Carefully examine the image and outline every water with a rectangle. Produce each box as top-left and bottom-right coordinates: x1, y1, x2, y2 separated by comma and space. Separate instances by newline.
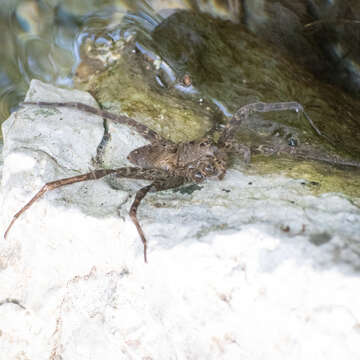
0, 0, 154, 129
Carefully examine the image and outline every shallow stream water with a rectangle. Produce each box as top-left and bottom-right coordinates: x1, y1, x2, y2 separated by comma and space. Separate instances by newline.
1, 0, 360, 162
0, 0, 157, 127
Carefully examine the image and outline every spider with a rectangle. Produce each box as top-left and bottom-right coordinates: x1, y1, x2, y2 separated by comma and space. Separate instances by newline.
4, 100, 360, 262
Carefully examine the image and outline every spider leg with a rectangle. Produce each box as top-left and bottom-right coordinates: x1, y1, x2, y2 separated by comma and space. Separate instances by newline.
129, 185, 152, 263
4, 169, 117, 239
5, 166, 186, 263
253, 143, 360, 168
21, 101, 173, 145
4, 167, 169, 240
129, 176, 186, 262
223, 102, 335, 147
93, 117, 111, 166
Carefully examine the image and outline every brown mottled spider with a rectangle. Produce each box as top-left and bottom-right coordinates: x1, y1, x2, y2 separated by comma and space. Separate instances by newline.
4, 101, 360, 262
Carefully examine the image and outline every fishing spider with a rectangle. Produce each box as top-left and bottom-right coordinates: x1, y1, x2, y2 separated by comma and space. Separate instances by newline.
4, 101, 360, 262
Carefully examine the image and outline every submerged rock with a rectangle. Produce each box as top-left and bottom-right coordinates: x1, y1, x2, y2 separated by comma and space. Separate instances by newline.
76, 9, 360, 196
2, 7, 360, 360
1, 80, 360, 359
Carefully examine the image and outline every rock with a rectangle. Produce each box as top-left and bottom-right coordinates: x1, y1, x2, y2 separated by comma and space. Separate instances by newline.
79, 9, 360, 195
1, 80, 360, 359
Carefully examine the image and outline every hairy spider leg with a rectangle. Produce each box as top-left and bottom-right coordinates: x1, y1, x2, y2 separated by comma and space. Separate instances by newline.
4, 167, 176, 262
231, 102, 319, 130
4, 169, 116, 239
129, 174, 187, 262
21, 101, 173, 145
93, 117, 111, 166
129, 185, 152, 263
252, 140, 360, 168
223, 101, 335, 146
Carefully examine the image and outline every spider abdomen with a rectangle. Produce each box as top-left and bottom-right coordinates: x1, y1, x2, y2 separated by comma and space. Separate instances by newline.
127, 144, 178, 171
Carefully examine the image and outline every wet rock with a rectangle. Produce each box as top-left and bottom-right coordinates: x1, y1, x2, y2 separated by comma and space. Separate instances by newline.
242, 0, 360, 96
1, 80, 360, 359
77, 10, 360, 196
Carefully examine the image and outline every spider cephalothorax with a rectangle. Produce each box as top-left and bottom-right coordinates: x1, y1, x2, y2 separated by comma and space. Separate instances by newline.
4, 100, 360, 262
127, 138, 229, 183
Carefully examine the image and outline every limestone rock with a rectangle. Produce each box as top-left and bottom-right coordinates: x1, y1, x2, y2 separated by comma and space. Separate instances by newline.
1, 80, 360, 359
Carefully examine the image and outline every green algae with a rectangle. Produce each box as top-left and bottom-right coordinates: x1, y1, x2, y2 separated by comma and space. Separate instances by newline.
79, 56, 217, 143
247, 154, 360, 197
150, 11, 360, 157
76, 10, 360, 196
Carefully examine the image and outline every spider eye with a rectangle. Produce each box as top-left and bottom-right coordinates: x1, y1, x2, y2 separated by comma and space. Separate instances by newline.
194, 172, 203, 181
288, 137, 298, 147
204, 165, 214, 173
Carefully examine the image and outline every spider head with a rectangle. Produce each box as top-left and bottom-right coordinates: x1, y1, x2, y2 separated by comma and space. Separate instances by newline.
180, 140, 228, 183
189, 158, 226, 183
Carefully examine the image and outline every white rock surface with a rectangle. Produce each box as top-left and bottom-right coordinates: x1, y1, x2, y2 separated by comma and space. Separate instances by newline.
1, 79, 360, 360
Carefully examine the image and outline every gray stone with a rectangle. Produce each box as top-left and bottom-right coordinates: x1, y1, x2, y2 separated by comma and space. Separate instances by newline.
1, 80, 360, 359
